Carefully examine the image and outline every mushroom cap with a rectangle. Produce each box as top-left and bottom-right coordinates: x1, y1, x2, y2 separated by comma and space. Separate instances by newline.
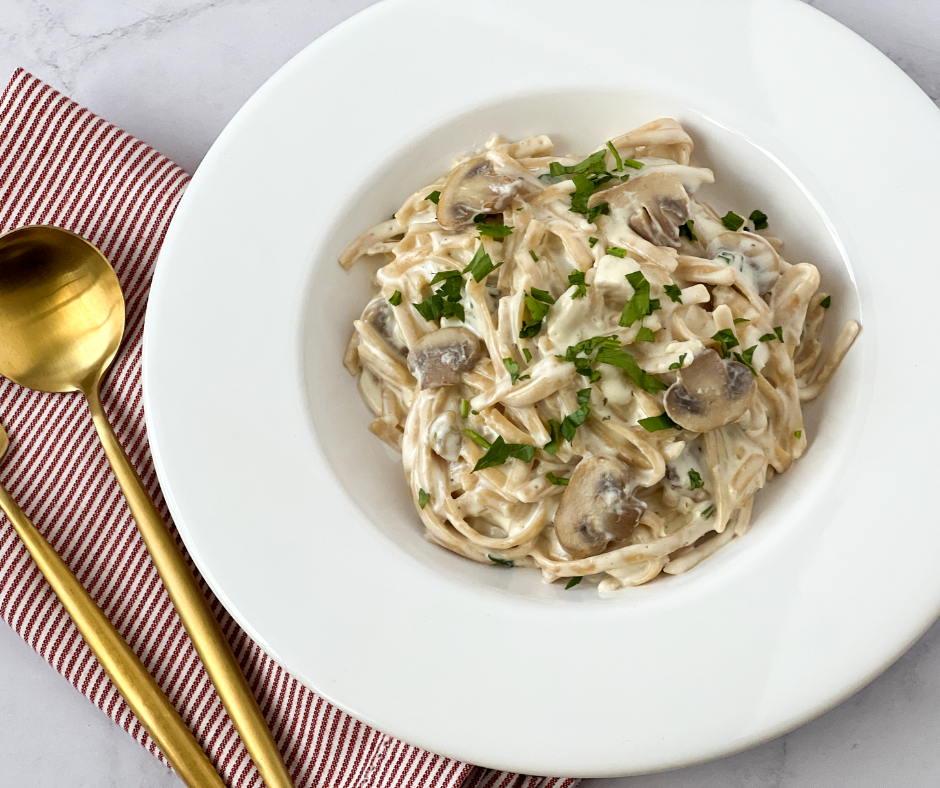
362, 297, 408, 358
664, 349, 756, 432
407, 327, 481, 389
708, 232, 781, 295
553, 456, 646, 560
596, 172, 691, 247
436, 157, 520, 230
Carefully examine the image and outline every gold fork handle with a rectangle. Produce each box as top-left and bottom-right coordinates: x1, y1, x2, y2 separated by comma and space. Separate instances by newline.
0, 482, 227, 788
84, 386, 295, 788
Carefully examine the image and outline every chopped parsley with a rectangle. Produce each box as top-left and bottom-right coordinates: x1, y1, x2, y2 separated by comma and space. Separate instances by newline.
623, 158, 644, 170
748, 209, 768, 230
425, 190, 441, 204
462, 243, 502, 283
522, 347, 532, 363
488, 555, 514, 567
543, 419, 562, 455
620, 270, 660, 327
702, 503, 716, 520
520, 289, 554, 338
568, 269, 588, 299
565, 576, 583, 589
721, 211, 745, 231
794, 430, 802, 439
559, 388, 592, 442
716, 252, 734, 265
711, 328, 739, 358
669, 353, 687, 371
461, 428, 491, 449
588, 237, 598, 248
606, 140, 624, 171
546, 472, 569, 486
820, 295, 831, 309
606, 246, 628, 258
595, 345, 668, 393
689, 469, 704, 490
529, 250, 539, 262
460, 399, 470, 419
570, 173, 610, 221
543, 149, 608, 179
413, 270, 465, 322
473, 435, 535, 471
678, 220, 698, 242
663, 283, 683, 303
774, 325, 784, 342
638, 413, 678, 432
388, 290, 402, 306
503, 357, 522, 384
759, 333, 776, 342
733, 345, 758, 376
555, 334, 619, 383
477, 222, 513, 238
418, 489, 430, 508
635, 326, 656, 342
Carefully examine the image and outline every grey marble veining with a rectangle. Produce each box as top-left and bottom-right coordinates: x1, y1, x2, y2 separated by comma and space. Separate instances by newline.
0, 1, 938, 786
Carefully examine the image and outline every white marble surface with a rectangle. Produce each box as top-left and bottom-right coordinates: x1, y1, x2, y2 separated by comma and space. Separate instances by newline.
0, 0, 938, 785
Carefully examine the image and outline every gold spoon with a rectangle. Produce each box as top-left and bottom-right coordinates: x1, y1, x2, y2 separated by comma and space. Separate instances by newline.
0, 225, 295, 788
0, 419, 227, 788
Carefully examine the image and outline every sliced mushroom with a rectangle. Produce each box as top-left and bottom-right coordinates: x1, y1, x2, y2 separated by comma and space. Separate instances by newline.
408, 327, 481, 389
362, 298, 408, 358
594, 172, 690, 247
664, 349, 756, 432
436, 157, 520, 230
708, 232, 781, 295
554, 456, 647, 559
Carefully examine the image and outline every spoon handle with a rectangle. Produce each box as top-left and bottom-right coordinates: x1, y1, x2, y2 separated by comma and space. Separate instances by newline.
84, 388, 296, 788
0, 481, 227, 788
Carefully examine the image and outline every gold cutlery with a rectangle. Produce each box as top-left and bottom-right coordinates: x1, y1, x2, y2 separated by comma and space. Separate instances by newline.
0, 225, 295, 788
0, 420, 226, 788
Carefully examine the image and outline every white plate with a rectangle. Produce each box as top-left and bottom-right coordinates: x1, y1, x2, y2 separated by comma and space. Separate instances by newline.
143, 0, 940, 777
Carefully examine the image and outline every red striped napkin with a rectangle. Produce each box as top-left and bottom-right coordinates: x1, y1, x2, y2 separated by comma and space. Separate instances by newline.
0, 69, 579, 788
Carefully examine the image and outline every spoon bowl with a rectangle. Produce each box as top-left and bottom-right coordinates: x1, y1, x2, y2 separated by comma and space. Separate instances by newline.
0, 224, 295, 788
0, 226, 124, 393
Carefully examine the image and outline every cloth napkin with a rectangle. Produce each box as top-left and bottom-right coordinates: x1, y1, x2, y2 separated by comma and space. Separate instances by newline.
0, 69, 579, 788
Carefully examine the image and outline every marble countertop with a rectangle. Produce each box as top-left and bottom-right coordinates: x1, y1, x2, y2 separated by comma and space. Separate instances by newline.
0, 1, 938, 785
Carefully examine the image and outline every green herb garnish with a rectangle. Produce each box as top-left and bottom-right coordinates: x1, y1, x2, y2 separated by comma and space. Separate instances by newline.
689, 469, 704, 490
595, 345, 668, 393
489, 555, 514, 567
388, 290, 402, 306
733, 345, 758, 376
623, 158, 644, 170
530, 288, 555, 305
588, 237, 598, 248
759, 333, 776, 342
546, 472, 569, 486
678, 220, 698, 242
461, 429, 491, 449
425, 190, 441, 204
477, 223, 513, 238
529, 250, 539, 262
462, 244, 502, 283
721, 211, 745, 231
418, 489, 430, 508
606, 246, 628, 258
774, 326, 784, 342
733, 317, 749, 324
712, 328, 739, 358
668, 353, 687, 371
559, 389, 592, 442
606, 140, 623, 171
635, 326, 656, 342
820, 296, 831, 309
504, 357, 522, 385
748, 209, 768, 230
520, 290, 553, 338
543, 419, 562, 455
460, 399, 470, 419
568, 270, 588, 299
522, 347, 532, 363
663, 284, 683, 303
565, 576, 582, 589
473, 435, 536, 471
638, 413, 678, 432
702, 504, 716, 520
794, 430, 802, 439
620, 270, 658, 327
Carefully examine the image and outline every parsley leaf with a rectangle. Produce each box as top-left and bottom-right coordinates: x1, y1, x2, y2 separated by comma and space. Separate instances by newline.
678, 220, 698, 242
522, 347, 532, 363
595, 345, 668, 393
606, 140, 623, 171
712, 328, 739, 358
733, 317, 749, 324
623, 158, 644, 170
473, 435, 536, 471
461, 429, 491, 449
663, 284, 683, 303
794, 430, 802, 439
559, 390, 592, 442
635, 326, 656, 342
774, 326, 784, 343
543, 419, 562, 455
568, 270, 588, 299
425, 190, 441, 204
669, 352, 687, 371
460, 399, 470, 419
689, 469, 704, 490
520, 291, 552, 338
702, 504, 716, 520
388, 290, 402, 306
462, 244, 502, 283
588, 237, 598, 248
565, 576, 582, 589
546, 472, 569, 486
638, 413, 678, 432
721, 211, 745, 231
748, 209, 768, 230
733, 345, 758, 376
488, 555, 514, 567
820, 295, 831, 309
620, 270, 655, 327
529, 250, 539, 262
547, 149, 608, 178
503, 357, 521, 384
606, 246, 628, 258
477, 223, 513, 238
418, 489, 430, 508
759, 333, 776, 342
530, 288, 555, 305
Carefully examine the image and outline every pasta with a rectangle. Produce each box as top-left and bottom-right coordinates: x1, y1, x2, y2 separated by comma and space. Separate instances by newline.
340, 118, 859, 592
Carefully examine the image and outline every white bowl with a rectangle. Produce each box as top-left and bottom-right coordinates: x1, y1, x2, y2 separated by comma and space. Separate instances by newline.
144, 0, 940, 776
